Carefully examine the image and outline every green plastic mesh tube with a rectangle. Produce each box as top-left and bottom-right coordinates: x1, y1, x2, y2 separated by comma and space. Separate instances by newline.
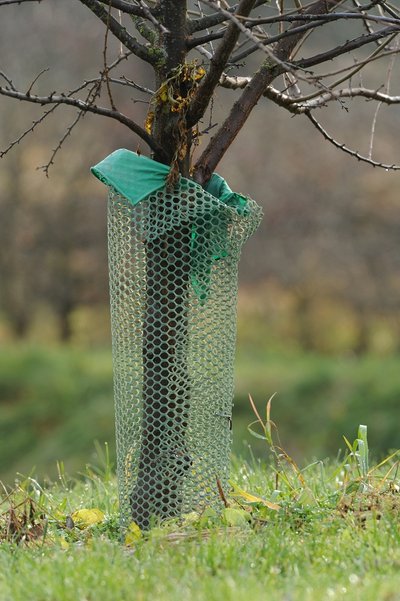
92, 150, 262, 530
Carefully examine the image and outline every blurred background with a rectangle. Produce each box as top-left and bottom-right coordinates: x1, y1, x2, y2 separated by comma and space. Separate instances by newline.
1, 1, 400, 484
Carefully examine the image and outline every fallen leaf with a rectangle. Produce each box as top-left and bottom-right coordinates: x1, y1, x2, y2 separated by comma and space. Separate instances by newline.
230, 483, 280, 511
125, 521, 142, 546
71, 508, 105, 528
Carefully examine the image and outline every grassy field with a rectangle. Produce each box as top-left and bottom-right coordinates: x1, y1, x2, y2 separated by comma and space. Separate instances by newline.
1, 428, 399, 601
1, 344, 400, 484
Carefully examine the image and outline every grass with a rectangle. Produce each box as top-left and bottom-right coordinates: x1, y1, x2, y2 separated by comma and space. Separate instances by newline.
1, 344, 400, 599
1, 423, 399, 601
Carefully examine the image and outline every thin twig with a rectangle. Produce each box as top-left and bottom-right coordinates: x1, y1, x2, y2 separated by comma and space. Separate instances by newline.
306, 110, 400, 171
97, 0, 146, 16
232, 13, 400, 63
26, 68, 49, 96
0, 85, 164, 157
286, 35, 399, 104
103, 0, 117, 110
0, 52, 135, 162
38, 109, 85, 177
0, 0, 41, 5
0, 71, 16, 90
136, 0, 168, 33
295, 25, 400, 70
195, 0, 217, 56
38, 80, 106, 175
187, 29, 226, 49
352, 0, 376, 38
77, 0, 156, 64
0, 105, 59, 159
241, 9, 400, 27
66, 51, 131, 97
119, 75, 154, 94
261, 83, 400, 112
216, 478, 230, 508
188, 4, 236, 33
193, 45, 214, 60
296, 87, 400, 109
368, 37, 398, 159
187, 0, 259, 128
193, 0, 345, 182
198, 0, 292, 71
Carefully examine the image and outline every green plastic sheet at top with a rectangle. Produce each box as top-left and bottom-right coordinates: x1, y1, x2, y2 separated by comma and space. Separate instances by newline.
91, 149, 170, 206
91, 149, 250, 303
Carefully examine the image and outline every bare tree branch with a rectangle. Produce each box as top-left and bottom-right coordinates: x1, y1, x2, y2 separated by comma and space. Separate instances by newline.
187, 0, 269, 33
258, 84, 400, 171
194, 0, 343, 183
381, 0, 400, 19
135, 0, 168, 33
38, 108, 86, 177
261, 83, 400, 111
102, 0, 117, 111
0, 105, 58, 158
240, 10, 400, 28
352, 0, 376, 38
218, 73, 251, 89
306, 88, 400, 109
0, 0, 41, 5
232, 13, 400, 62
0, 49, 131, 160
305, 110, 400, 170
295, 26, 400, 69
97, 0, 147, 17
3, 0, 400, 181
77, 0, 158, 64
26, 68, 49, 96
196, 0, 337, 85
368, 37, 398, 158
296, 87, 400, 109
0, 84, 165, 157
0, 71, 16, 90
111, 76, 154, 94
188, 5, 236, 33
187, 0, 258, 128
291, 35, 398, 103
63, 50, 132, 97
187, 29, 226, 49
196, 0, 287, 70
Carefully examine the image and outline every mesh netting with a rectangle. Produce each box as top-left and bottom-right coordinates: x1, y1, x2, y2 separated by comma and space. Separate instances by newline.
107, 176, 262, 530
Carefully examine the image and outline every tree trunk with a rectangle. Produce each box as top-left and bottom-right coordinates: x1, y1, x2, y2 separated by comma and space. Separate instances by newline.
129, 225, 192, 527
129, 0, 192, 528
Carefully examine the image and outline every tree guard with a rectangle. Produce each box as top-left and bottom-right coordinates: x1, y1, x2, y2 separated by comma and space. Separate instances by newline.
92, 149, 262, 530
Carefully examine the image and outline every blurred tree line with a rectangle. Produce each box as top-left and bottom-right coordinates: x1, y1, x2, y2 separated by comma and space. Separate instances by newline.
1, 2, 400, 354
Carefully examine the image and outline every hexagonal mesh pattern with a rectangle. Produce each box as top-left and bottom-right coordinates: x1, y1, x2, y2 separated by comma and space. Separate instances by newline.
107, 178, 262, 530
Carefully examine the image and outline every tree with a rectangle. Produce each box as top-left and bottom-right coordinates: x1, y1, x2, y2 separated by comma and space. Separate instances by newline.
2, 0, 400, 526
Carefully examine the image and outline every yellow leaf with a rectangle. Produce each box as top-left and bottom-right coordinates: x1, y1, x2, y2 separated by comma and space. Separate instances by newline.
230, 483, 280, 511
125, 521, 142, 546
195, 66, 206, 81
158, 83, 168, 103
60, 537, 70, 550
71, 508, 105, 528
144, 111, 154, 135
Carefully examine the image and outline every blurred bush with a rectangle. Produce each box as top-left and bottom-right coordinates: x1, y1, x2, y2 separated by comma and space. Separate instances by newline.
1, 343, 399, 485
